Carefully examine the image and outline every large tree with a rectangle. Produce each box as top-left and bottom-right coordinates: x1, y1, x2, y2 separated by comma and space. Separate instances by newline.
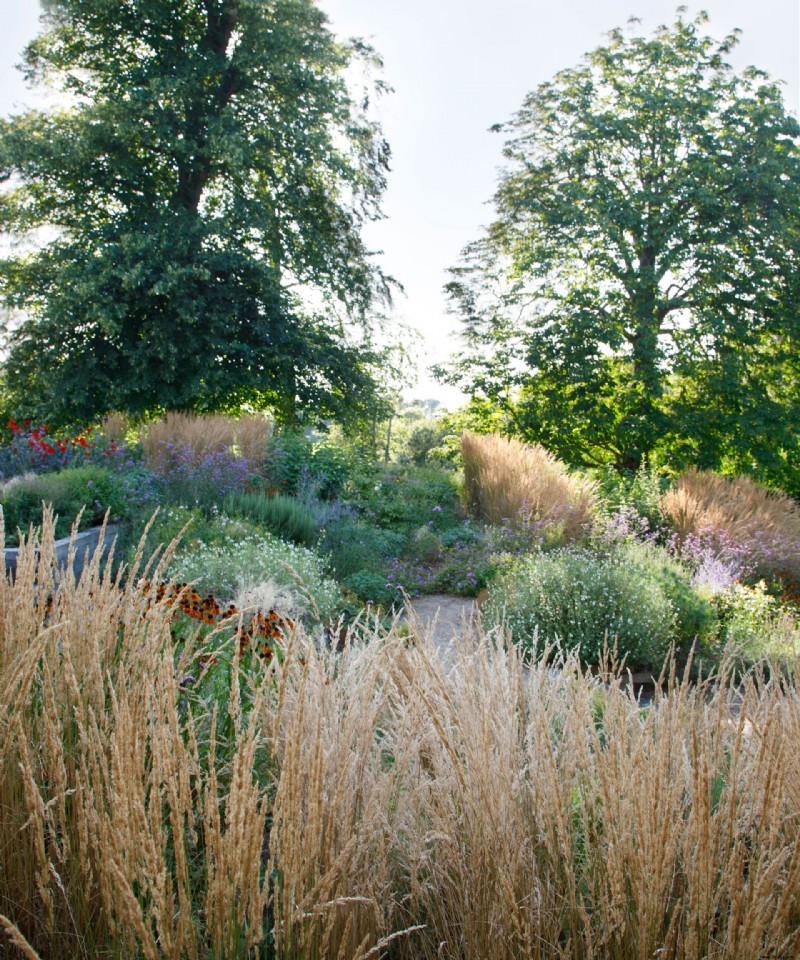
0, 0, 395, 425
440, 12, 800, 485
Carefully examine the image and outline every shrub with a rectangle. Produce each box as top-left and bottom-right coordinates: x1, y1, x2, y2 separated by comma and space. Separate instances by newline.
262, 431, 351, 499
484, 547, 676, 666
406, 526, 444, 564
614, 541, 719, 654
342, 569, 401, 606
320, 520, 405, 580
1, 465, 131, 545
661, 469, 800, 584
461, 432, 596, 540
594, 457, 669, 530
714, 582, 800, 663
354, 464, 462, 532
223, 491, 316, 546
167, 530, 341, 623
439, 522, 483, 549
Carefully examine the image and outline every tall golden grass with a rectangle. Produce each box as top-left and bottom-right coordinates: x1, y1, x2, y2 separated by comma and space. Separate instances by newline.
461, 431, 597, 539
140, 412, 273, 468
661, 469, 800, 582
1, 518, 799, 959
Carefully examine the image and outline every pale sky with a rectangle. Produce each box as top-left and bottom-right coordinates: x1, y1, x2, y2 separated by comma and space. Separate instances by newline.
1, 1, 798, 407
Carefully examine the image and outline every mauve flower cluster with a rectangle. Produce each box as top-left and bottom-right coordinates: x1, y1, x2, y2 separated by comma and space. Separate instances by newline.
669, 526, 753, 593
153, 442, 256, 506
596, 505, 660, 546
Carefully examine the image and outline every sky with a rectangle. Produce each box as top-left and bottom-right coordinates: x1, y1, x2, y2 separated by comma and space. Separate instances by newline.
1, 0, 798, 408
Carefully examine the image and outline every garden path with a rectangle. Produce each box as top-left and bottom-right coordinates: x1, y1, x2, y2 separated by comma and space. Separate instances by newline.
402, 594, 482, 664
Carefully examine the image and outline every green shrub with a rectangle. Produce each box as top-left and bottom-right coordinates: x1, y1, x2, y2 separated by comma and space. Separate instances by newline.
223, 491, 316, 545
167, 530, 341, 623
594, 457, 669, 529
712, 582, 800, 663
615, 542, 718, 653
319, 520, 404, 580
406, 526, 444, 563
439, 523, 483, 548
485, 547, 676, 667
264, 431, 351, 499
1, 466, 131, 545
342, 569, 400, 606
353, 465, 462, 532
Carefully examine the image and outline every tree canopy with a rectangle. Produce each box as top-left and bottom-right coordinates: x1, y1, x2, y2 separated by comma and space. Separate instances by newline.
0, 0, 396, 426
439, 12, 800, 487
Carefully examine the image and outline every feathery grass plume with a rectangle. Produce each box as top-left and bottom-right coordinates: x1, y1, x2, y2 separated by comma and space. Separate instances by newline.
662, 468, 800, 583
140, 412, 272, 469
97, 411, 132, 445
461, 431, 596, 539
1, 510, 800, 958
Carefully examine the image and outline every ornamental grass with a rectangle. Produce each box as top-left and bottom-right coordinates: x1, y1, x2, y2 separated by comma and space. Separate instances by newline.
141, 412, 273, 469
461, 431, 597, 540
661, 468, 800, 584
1, 517, 800, 959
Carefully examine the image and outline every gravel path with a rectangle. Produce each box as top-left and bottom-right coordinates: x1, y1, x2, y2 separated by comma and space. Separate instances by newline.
402, 594, 482, 664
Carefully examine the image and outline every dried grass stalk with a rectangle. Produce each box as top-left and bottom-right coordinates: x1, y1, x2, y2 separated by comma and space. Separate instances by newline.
1, 514, 799, 959
461, 431, 596, 538
661, 468, 800, 581
140, 412, 272, 468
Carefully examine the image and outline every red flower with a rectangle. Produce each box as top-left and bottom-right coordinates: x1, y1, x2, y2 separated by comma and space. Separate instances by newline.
23, 420, 30, 427
78, 437, 89, 448
8, 419, 19, 432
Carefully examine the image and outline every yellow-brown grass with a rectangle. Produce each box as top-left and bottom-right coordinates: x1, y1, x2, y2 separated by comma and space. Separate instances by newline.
140, 412, 272, 468
461, 431, 596, 539
97, 412, 132, 445
661, 469, 800, 582
1, 517, 799, 959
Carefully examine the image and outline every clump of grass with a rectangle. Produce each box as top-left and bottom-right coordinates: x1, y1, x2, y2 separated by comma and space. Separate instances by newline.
222, 490, 316, 545
2, 512, 800, 959
461, 432, 596, 540
662, 468, 800, 583
141, 412, 272, 468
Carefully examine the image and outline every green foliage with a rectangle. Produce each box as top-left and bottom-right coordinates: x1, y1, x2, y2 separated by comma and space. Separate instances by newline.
1, 465, 130, 544
485, 547, 676, 667
353, 465, 462, 533
439, 522, 483, 549
712, 582, 800, 663
264, 431, 353, 500
0, 0, 395, 426
615, 542, 718, 653
167, 528, 341, 623
594, 458, 670, 529
341, 569, 399, 606
439, 12, 800, 483
406, 526, 444, 564
222, 491, 316, 546
319, 519, 404, 580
